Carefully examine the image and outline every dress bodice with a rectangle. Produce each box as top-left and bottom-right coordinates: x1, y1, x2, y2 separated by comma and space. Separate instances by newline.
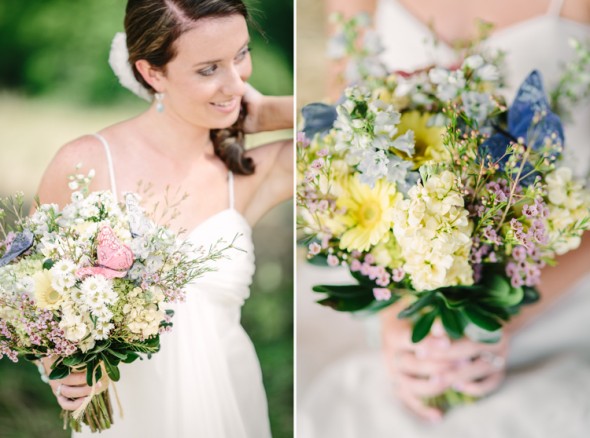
93, 131, 255, 311
184, 208, 255, 317
375, 0, 590, 176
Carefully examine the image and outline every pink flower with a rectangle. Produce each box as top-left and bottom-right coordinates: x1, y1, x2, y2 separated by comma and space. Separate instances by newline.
311, 158, 324, 170
308, 242, 321, 256
511, 275, 524, 288
349, 259, 362, 272
327, 254, 339, 266
373, 288, 391, 301
297, 131, 310, 148
512, 246, 527, 262
364, 254, 375, 264
392, 268, 405, 282
376, 273, 391, 287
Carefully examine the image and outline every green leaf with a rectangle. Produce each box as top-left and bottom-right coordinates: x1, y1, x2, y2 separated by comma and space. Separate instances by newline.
412, 311, 437, 343
464, 305, 502, 331
521, 286, 540, 305
439, 306, 466, 339
306, 253, 328, 266
398, 292, 435, 319
316, 295, 374, 312
312, 284, 373, 298
85, 363, 93, 386
94, 364, 103, 383
91, 341, 111, 354
350, 270, 378, 287
42, 259, 54, 270
48, 365, 70, 380
121, 352, 140, 364
106, 349, 128, 361
481, 274, 524, 307
102, 356, 121, 382
62, 355, 84, 367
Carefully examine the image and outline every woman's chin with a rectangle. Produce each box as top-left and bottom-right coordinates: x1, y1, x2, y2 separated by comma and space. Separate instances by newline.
208, 111, 241, 130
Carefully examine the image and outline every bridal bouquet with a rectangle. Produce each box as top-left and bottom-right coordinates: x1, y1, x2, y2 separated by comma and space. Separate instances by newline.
298, 15, 590, 410
0, 171, 235, 432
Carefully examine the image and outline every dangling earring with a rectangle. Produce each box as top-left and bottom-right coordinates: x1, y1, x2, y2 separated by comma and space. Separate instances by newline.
155, 92, 165, 113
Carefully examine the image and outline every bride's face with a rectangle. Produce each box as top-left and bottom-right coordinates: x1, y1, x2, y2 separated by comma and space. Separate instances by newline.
157, 14, 251, 129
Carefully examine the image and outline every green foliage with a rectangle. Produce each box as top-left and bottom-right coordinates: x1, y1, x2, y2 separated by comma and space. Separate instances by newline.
314, 264, 539, 344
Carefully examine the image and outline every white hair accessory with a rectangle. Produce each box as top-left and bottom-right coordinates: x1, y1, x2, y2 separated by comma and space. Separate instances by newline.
108, 32, 153, 102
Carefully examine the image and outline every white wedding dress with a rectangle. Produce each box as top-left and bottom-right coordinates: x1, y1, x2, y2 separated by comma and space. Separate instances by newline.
298, 1, 590, 436
74, 134, 271, 437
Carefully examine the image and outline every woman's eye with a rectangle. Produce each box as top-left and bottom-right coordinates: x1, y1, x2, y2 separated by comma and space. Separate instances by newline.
235, 46, 251, 62
198, 65, 217, 77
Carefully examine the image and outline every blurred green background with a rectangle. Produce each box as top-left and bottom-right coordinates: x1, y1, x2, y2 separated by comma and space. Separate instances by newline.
0, 0, 293, 437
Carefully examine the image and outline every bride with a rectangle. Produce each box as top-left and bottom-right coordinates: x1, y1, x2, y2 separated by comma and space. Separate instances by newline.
37, 0, 292, 436
299, 0, 590, 435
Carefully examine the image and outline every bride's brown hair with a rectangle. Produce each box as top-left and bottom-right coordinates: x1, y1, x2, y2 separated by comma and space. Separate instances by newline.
125, 0, 255, 175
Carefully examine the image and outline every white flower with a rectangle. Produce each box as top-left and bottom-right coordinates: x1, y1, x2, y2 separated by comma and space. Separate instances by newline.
109, 32, 152, 101
80, 276, 116, 310
461, 91, 496, 125
93, 321, 115, 340
60, 316, 88, 342
51, 259, 76, 278
391, 130, 415, 156
463, 55, 484, 70
476, 64, 500, 82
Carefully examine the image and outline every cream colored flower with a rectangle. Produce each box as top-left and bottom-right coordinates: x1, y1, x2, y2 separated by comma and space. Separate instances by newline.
33, 271, 62, 310
393, 171, 473, 291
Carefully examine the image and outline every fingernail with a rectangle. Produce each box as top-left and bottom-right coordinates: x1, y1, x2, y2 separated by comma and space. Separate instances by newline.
97, 382, 102, 388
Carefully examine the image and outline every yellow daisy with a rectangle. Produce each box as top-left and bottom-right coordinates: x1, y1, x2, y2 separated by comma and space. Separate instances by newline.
396, 111, 448, 168
336, 175, 400, 252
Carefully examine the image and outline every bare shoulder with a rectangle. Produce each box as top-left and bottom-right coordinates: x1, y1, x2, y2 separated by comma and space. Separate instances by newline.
36, 135, 111, 207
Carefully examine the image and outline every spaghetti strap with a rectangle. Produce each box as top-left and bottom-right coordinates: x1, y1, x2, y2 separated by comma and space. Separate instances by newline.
228, 171, 235, 210
546, 0, 565, 16
93, 133, 118, 203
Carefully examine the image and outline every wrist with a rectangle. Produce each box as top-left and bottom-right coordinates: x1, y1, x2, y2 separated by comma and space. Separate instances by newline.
257, 95, 294, 131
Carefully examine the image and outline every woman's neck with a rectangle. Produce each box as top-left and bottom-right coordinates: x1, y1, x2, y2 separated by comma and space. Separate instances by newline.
135, 106, 215, 160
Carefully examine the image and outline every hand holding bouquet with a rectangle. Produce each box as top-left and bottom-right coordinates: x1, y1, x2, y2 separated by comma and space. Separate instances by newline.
0, 171, 236, 432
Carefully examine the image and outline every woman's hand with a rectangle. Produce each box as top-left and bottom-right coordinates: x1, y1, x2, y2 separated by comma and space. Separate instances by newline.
381, 309, 453, 422
381, 305, 509, 422
437, 333, 508, 398
41, 357, 106, 411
